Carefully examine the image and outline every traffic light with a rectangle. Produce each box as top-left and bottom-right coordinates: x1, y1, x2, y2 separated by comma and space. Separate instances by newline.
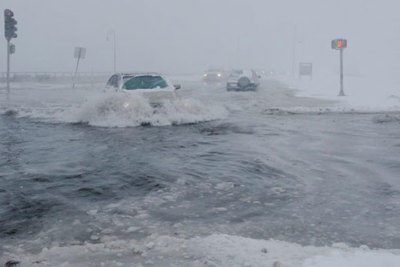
9, 43, 15, 54
331, 39, 347, 50
4, 9, 18, 41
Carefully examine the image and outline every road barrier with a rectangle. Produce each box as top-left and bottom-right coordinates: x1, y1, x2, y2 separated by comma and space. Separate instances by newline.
0, 72, 111, 83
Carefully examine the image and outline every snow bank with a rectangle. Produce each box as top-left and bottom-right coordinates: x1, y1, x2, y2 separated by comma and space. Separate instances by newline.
291, 75, 400, 112
3, 234, 400, 267
303, 250, 400, 267
186, 235, 400, 267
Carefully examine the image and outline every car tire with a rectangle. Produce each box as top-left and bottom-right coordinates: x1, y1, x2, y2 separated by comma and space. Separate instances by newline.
238, 77, 251, 89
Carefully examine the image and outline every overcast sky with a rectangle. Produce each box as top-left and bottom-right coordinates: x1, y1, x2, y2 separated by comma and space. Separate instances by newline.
1, 0, 400, 81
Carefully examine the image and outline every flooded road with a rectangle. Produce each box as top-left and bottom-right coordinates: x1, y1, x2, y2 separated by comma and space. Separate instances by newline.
1, 78, 400, 266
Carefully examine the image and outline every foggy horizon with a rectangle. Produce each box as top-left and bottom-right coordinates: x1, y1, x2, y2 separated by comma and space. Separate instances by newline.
1, 0, 399, 81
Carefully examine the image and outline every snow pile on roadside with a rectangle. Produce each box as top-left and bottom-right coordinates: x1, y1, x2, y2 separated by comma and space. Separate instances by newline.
186, 235, 400, 267
372, 113, 400, 123
3, 234, 400, 267
291, 75, 400, 112
303, 249, 400, 267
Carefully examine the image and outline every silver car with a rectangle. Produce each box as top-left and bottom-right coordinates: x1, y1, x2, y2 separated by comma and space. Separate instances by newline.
226, 69, 260, 91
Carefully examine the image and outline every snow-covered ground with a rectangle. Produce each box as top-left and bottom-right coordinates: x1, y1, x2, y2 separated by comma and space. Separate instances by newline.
290, 74, 400, 112
3, 234, 400, 267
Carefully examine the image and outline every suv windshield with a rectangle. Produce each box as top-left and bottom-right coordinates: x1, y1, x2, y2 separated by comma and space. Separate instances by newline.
230, 70, 243, 76
122, 76, 168, 90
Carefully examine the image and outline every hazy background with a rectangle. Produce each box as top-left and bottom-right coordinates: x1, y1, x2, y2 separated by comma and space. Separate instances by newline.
1, 0, 400, 83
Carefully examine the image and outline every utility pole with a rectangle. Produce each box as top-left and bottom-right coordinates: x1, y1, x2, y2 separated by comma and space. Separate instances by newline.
4, 9, 18, 93
331, 39, 347, 96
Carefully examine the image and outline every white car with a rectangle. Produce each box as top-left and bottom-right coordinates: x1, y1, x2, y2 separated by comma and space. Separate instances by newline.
203, 68, 225, 83
226, 69, 260, 91
105, 73, 180, 105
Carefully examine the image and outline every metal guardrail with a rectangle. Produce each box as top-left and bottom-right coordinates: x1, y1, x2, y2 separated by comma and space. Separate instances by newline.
0, 72, 112, 83
0, 71, 111, 77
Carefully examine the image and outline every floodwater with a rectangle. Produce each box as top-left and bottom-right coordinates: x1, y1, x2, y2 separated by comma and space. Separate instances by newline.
1, 78, 400, 266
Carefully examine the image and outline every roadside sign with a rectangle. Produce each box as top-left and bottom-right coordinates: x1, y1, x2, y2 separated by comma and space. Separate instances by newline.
74, 47, 86, 59
299, 63, 313, 77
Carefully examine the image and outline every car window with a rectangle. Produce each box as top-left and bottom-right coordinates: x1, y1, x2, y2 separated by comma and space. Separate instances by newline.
122, 76, 168, 90
230, 70, 243, 77
106, 75, 119, 88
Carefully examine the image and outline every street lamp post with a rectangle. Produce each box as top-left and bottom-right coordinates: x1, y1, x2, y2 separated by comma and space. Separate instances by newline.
107, 30, 117, 73
291, 25, 297, 78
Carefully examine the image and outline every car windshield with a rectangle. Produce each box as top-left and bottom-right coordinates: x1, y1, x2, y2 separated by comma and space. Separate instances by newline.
230, 70, 243, 76
122, 75, 168, 90
122, 75, 135, 83
207, 69, 222, 73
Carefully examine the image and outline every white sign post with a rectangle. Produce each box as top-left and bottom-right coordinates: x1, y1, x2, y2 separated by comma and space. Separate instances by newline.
73, 47, 86, 88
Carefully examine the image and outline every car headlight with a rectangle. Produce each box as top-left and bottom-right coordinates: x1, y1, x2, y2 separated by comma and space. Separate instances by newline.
217, 73, 222, 78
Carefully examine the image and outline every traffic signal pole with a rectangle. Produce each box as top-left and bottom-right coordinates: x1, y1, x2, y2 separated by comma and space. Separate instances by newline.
6, 39, 10, 93
339, 48, 345, 96
4, 9, 18, 93
331, 39, 347, 96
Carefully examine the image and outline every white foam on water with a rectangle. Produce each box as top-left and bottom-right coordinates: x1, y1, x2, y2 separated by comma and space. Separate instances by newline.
0, 84, 228, 127
71, 92, 228, 127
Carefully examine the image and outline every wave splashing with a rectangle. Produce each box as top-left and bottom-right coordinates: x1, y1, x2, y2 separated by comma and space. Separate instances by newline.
74, 93, 228, 127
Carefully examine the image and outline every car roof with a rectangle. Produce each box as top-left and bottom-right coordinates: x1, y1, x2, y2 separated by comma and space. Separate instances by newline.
230, 69, 253, 76
115, 72, 163, 78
